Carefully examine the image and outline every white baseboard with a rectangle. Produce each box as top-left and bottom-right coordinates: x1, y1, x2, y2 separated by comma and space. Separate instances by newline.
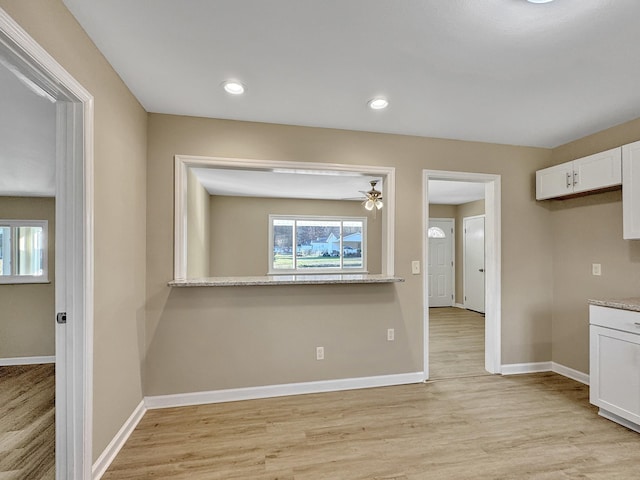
501, 361, 589, 385
145, 372, 424, 410
0, 355, 55, 366
454, 303, 465, 309
551, 362, 589, 385
501, 361, 553, 375
92, 400, 146, 480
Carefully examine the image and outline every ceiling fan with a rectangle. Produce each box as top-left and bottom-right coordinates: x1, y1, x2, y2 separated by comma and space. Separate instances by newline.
361, 180, 383, 211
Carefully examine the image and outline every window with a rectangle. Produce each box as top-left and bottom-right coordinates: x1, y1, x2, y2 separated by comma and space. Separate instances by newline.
428, 226, 446, 238
269, 215, 366, 273
0, 220, 48, 284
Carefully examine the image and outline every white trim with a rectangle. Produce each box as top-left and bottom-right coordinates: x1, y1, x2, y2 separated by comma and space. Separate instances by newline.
454, 303, 465, 309
0, 8, 94, 480
598, 410, 640, 434
501, 362, 553, 375
0, 355, 55, 366
423, 170, 501, 380
501, 361, 590, 385
174, 155, 396, 280
552, 362, 589, 385
92, 400, 146, 480
145, 372, 424, 410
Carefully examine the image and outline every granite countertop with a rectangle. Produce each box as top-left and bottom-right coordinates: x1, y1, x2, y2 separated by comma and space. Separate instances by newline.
588, 297, 640, 312
169, 274, 405, 287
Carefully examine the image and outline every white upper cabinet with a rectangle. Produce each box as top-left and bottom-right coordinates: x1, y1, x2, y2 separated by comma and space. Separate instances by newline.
536, 147, 622, 200
622, 140, 640, 239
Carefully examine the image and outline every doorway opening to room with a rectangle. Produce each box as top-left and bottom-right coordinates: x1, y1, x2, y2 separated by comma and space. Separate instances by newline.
423, 170, 501, 381
1, 9, 94, 480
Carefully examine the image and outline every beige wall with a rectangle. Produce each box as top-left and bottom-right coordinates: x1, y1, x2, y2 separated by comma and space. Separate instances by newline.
0, 196, 55, 358
146, 114, 553, 396
0, 0, 148, 460
549, 117, 640, 374
186, 169, 210, 278
208, 195, 382, 276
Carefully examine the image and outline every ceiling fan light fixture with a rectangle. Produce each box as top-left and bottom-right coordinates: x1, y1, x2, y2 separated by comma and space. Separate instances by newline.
364, 199, 375, 211
375, 199, 383, 210
368, 97, 389, 110
223, 80, 246, 95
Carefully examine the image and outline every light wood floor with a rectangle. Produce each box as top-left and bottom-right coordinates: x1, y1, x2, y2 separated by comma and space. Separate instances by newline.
105, 373, 640, 479
0, 364, 55, 480
429, 307, 487, 380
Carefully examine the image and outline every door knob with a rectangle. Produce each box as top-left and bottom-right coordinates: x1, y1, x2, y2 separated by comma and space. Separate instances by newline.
479, 268, 484, 272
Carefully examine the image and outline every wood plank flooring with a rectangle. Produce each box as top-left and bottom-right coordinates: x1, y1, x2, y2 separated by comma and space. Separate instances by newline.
0, 364, 55, 480
105, 373, 640, 479
429, 307, 488, 380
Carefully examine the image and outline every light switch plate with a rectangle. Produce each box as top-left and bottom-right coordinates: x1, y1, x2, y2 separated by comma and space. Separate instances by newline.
411, 261, 420, 275
592, 263, 601, 276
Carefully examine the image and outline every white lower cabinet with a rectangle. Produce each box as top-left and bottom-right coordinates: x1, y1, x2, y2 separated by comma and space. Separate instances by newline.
590, 305, 640, 432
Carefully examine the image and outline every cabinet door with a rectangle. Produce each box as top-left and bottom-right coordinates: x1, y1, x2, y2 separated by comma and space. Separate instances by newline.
590, 325, 640, 425
536, 162, 574, 200
623, 140, 640, 239
573, 147, 621, 194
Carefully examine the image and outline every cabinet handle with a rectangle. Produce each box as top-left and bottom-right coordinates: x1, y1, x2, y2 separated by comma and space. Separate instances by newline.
573, 171, 579, 186
566, 172, 572, 188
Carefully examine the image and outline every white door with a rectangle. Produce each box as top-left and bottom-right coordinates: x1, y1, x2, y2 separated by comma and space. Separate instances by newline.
464, 215, 485, 313
428, 218, 454, 307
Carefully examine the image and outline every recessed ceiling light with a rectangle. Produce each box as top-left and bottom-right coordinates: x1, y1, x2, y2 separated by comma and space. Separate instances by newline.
368, 98, 389, 110
526, 0, 554, 3
223, 81, 246, 95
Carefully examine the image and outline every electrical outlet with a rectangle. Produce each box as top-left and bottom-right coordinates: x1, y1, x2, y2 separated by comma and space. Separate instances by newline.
387, 328, 395, 341
411, 260, 420, 275
592, 263, 602, 276
316, 346, 324, 360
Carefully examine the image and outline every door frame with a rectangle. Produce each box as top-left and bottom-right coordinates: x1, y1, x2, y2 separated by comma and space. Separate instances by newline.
0, 8, 94, 480
462, 214, 485, 313
423, 170, 501, 379
427, 217, 455, 307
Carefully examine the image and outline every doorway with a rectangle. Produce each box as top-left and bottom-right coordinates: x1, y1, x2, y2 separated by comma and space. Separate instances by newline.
427, 218, 454, 307
1, 8, 94, 479
463, 215, 485, 314
423, 170, 501, 380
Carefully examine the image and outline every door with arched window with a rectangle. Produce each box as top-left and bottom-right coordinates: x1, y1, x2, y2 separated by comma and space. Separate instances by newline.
427, 218, 454, 307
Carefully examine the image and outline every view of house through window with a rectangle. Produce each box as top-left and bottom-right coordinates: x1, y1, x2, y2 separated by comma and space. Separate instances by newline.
0, 220, 48, 282
270, 216, 366, 273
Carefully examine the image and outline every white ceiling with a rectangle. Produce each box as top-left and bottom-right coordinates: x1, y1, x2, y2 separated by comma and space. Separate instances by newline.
62, 0, 640, 148
0, 62, 56, 197
428, 180, 485, 205
192, 168, 381, 201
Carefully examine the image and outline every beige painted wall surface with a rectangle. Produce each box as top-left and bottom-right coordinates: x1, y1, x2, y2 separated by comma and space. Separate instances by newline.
456, 200, 485, 305
549, 117, 640, 374
0, 0, 148, 460
186, 168, 210, 278
208, 195, 382, 276
146, 114, 554, 396
428, 204, 457, 218
0, 196, 55, 358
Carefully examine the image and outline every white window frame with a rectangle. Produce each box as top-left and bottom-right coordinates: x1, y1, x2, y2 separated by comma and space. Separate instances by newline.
0, 219, 49, 284
268, 215, 367, 274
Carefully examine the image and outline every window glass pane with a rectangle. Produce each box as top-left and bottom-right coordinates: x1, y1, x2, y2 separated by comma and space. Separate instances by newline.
0, 226, 10, 276
272, 220, 294, 270
16, 226, 44, 276
428, 227, 446, 238
296, 220, 341, 269
342, 221, 363, 269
